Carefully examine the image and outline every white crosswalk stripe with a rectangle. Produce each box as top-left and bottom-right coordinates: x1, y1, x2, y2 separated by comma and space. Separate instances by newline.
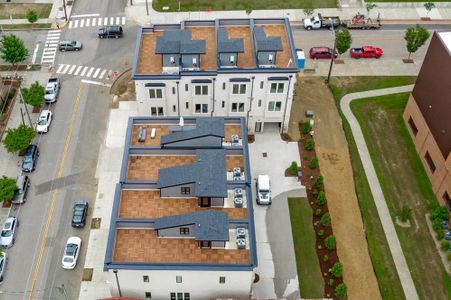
92, 68, 101, 78
110, 17, 114, 25
54, 64, 113, 80
99, 69, 107, 79
68, 65, 77, 75
92, 18, 96, 27
74, 65, 83, 75
41, 30, 61, 65
67, 16, 126, 29
80, 19, 85, 28
73, 20, 79, 28
86, 67, 95, 77
122, 16, 126, 25
56, 64, 66, 73
80, 66, 88, 76
104, 17, 108, 25
98, 17, 102, 26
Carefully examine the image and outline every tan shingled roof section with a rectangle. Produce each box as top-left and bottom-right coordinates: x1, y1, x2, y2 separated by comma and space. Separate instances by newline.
130, 125, 170, 146
119, 190, 247, 219
261, 25, 293, 68
127, 155, 196, 180
224, 125, 241, 142
189, 26, 217, 70
225, 26, 256, 68
136, 31, 163, 74
226, 155, 244, 171
113, 229, 250, 264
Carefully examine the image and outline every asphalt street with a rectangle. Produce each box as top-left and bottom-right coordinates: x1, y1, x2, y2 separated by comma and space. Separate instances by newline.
0, 0, 135, 299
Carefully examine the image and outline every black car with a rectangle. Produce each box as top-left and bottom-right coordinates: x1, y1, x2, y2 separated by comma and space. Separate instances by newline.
22, 144, 39, 172
98, 26, 123, 39
72, 200, 89, 228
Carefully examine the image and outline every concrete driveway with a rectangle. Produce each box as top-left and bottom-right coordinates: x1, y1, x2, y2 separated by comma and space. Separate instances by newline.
249, 124, 306, 299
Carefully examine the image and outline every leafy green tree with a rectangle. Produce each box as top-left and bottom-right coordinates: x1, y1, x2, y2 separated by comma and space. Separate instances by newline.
0, 176, 16, 202
0, 34, 29, 66
316, 191, 327, 206
303, 5, 314, 18
287, 161, 298, 176
324, 235, 336, 250
335, 28, 352, 56
335, 283, 347, 298
424, 2, 435, 17
22, 81, 45, 108
244, 3, 252, 15
404, 25, 430, 59
320, 212, 331, 227
2, 124, 35, 153
430, 205, 449, 221
26, 9, 38, 24
330, 262, 343, 278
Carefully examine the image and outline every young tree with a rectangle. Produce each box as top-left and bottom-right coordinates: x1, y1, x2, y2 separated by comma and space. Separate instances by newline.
0, 34, 29, 66
0, 176, 17, 202
22, 81, 45, 108
335, 283, 347, 299
404, 25, 430, 59
330, 262, 343, 278
324, 235, 336, 249
366, 3, 377, 18
335, 28, 352, 56
26, 9, 38, 24
320, 212, 331, 227
2, 124, 35, 153
424, 2, 435, 17
244, 3, 253, 15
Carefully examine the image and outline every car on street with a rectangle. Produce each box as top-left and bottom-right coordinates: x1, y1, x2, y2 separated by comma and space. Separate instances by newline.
309, 47, 338, 59
59, 40, 83, 51
98, 26, 123, 38
11, 175, 30, 205
72, 200, 89, 228
36, 110, 52, 133
0, 252, 7, 284
62, 236, 82, 269
22, 144, 39, 172
350, 45, 383, 59
44, 78, 60, 103
1, 217, 18, 248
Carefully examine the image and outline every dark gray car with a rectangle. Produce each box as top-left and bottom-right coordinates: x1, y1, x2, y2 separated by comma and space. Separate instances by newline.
12, 175, 30, 205
59, 40, 83, 51
72, 200, 89, 228
22, 144, 39, 172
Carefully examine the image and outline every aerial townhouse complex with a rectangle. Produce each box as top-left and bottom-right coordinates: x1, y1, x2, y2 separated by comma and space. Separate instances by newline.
131, 18, 299, 133
104, 117, 257, 299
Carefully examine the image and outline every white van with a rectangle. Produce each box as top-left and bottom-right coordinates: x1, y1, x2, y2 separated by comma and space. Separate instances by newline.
256, 175, 271, 205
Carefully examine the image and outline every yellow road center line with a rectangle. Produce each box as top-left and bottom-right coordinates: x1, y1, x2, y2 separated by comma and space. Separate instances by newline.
28, 83, 84, 300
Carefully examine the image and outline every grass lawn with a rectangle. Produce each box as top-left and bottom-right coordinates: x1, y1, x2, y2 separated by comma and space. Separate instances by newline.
1, 23, 52, 30
153, 0, 337, 12
0, 4, 52, 19
367, 0, 450, 2
350, 93, 449, 300
288, 197, 324, 298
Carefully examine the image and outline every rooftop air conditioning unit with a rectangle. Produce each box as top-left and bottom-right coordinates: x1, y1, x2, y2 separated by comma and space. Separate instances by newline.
268, 54, 274, 63
170, 56, 175, 64
233, 167, 241, 177
230, 55, 235, 64
234, 188, 243, 197
236, 227, 246, 239
192, 57, 198, 67
234, 197, 243, 207
231, 134, 240, 145
236, 238, 246, 249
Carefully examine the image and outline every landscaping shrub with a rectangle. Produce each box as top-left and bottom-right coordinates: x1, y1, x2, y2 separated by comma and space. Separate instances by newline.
314, 175, 324, 188
0, 176, 16, 202
312, 189, 319, 196
432, 218, 443, 231
436, 230, 445, 241
305, 139, 315, 151
330, 262, 343, 278
303, 154, 308, 160
323, 254, 329, 262
398, 205, 412, 222
287, 161, 299, 176
325, 235, 336, 250
302, 122, 311, 135
317, 229, 324, 237
316, 191, 327, 206
441, 241, 450, 251
320, 212, 331, 227
2, 124, 35, 153
430, 205, 449, 222
315, 208, 322, 217
309, 157, 319, 169
335, 283, 347, 299
328, 278, 335, 287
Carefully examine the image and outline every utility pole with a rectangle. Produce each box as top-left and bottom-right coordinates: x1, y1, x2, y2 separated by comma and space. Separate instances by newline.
145, 0, 149, 16
326, 19, 337, 84
113, 269, 122, 297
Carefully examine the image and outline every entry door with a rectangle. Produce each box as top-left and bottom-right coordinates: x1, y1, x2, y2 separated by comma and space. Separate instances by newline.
200, 197, 210, 207
255, 122, 262, 133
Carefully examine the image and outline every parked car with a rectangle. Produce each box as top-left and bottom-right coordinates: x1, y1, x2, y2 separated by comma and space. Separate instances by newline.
309, 47, 338, 59
445, 229, 451, 241
11, 175, 30, 205
62, 236, 82, 269
0, 252, 7, 284
59, 40, 83, 51
44, 78, 60, 103
350, 45, 383, 59
1, 217, 18, 248
36, 110, 53, 134
98, 26, 123, 39
22, 144, 39, 172
72, 200, 89, 228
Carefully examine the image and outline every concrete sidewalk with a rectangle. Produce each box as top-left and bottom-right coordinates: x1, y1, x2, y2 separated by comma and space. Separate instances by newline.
340, 85, 418, 300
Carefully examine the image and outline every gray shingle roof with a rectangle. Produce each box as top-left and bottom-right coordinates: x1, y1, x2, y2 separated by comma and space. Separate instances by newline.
254, 27, 283, 52
154, 210, 229, 241
156, 30, 206, 54
157, 149, 227, 197
217, 28, 244, 53
161, 117, 225, 145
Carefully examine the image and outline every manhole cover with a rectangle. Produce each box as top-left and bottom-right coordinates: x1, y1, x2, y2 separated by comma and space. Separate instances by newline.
82, 268, 93, 281
262, 152, 267, 158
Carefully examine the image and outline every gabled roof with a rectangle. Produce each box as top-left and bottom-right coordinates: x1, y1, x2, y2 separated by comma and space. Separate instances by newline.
156, 30, 206, 54
217, 28, 244, 53
161, 117, 225, 145
154, 210, 229, 241
254, 27, 283, 52
157, 149, 227, 197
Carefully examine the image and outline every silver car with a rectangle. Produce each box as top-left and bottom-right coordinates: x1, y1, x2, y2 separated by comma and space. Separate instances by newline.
1, 217, 18, 248
0, 252, 7, 284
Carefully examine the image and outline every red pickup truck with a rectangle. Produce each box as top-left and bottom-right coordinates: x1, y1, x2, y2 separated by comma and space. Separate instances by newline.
350, 46, 383, 59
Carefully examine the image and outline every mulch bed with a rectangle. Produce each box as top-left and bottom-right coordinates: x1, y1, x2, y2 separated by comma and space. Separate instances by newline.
2, 200, 12, 208
0, 79, 20, 140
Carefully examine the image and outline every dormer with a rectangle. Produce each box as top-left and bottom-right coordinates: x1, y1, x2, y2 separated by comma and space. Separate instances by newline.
253, 27, 283, 68
217, 28, 244, 68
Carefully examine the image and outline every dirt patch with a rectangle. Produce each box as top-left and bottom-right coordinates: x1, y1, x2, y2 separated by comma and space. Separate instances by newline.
298, 77, 382, 300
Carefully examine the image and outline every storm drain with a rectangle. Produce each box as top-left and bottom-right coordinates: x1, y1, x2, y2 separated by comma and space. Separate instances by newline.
82, 268, 93, 281
91, 218, 101, 229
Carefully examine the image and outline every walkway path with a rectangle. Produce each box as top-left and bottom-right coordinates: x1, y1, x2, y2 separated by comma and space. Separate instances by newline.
340, 85, 418, 300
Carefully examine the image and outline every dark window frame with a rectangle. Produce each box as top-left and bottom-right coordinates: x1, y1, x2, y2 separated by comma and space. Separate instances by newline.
143, 275, 149, 282
408, 117, 418, 136
424, 152, 436, 173
145, 292, 152, 299
180, 228, 190, 235
219, 276, 226, 284
181, 187, 190, 195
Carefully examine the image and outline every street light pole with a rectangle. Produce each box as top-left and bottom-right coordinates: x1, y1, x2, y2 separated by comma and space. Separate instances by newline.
62, 0, 68, 21
113, 269, 122, 297
326, 19, 337, 84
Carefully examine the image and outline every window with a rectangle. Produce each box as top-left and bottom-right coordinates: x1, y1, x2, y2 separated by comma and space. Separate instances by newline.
424, 152, 436, 173
185, 102, 189, 109
181, 187, 190, 194
194, 85, 208, 95
219, 276, 226, 284
231, 103, 245, 112
195, 104, 208, 114
143, 275, 149, 282
177, 293, 183, 300
173, 105, 176, 112
260, 81, 264, 89
200, 241, 211, 248
443, 192, 451, 209
232, 83, 246, 94
172, 87, 176, 94
222, 101, 225, 108
184, 293, 190, 300
270, 82, 284, 93
149, 88, 163, 99
145, 292, 151, 299
222, 82, 226, 90
185, 84, 188, 91
150, 107, 164, 116
180, 228, 190, 235
170, 293, 176, 300
258, 99, 262, 107
176, 276, 182, 283
268, 101, 282, 112
408, 117, 418, 136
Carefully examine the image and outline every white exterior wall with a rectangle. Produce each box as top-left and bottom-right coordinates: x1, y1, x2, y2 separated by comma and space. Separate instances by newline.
107, 269, 253, 299
135, 72, 296, 133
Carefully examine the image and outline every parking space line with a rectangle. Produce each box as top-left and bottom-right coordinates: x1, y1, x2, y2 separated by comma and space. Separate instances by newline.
56, 64, 66, 73
68, 65, 77, 75
86, 67, 95, 77
92, 68, 101, 78
74, 65, 83, 75
80, 66, 88, 76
